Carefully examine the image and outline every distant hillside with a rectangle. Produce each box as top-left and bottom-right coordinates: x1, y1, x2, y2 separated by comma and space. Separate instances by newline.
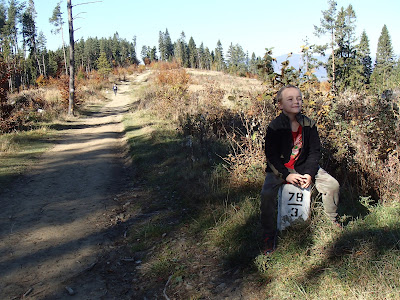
274, 53, 328, 81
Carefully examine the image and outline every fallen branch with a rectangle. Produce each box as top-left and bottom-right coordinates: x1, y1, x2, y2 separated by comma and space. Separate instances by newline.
84, 261, 97, 272
163, 275, 172, 300
22, 287, 33, 298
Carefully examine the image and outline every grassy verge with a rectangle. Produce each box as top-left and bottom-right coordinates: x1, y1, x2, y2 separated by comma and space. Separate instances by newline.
254, 202, 400, 299
0, 96, 110, 190
0, 127, 59, 189
0, 75, 116, 190
122, 72, 400, 299
123, 108, 251, 297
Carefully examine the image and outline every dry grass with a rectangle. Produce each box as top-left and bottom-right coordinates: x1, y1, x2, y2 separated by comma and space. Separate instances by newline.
123, 64, 400, 298
0, 127, 56, 189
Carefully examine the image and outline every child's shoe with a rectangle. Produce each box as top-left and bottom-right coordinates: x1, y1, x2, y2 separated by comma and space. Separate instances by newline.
263, 233, 277, 255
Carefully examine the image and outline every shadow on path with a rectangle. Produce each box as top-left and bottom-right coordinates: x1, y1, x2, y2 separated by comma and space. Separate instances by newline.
0, 78, 137, 299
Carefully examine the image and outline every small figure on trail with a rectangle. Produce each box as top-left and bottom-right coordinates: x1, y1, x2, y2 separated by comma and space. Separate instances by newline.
260, 85, 340, 255
113, 83, 118, 95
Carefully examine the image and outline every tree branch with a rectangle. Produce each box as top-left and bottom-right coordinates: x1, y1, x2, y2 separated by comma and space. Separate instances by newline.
72, 1, 102, 7
73, 12, 87, 19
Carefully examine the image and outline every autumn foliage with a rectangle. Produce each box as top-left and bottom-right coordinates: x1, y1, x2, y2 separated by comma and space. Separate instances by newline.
141, 62, 400, 205
0, 64, 125, 133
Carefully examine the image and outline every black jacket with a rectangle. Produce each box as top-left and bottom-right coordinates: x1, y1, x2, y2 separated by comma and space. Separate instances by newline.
265, 112, 321, 180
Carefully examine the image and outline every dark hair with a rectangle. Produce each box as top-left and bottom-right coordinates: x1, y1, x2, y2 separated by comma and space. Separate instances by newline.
275, 85, 302, 103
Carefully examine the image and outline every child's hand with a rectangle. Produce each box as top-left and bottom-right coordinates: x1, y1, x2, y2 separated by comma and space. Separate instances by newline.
301, 174, 312, 189
286, 174, 305, 186
286, 174, 312, 188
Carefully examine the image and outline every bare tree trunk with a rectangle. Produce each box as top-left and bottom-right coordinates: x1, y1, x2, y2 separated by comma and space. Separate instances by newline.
35, 55, 42, 76
22, 47, 27, 90
87, 58, 90, 74
331, 28, 336, 92
8, 77, 13, 93
61, 28, 68, 76
42, 54, 46, 78
67, 0, 75, 116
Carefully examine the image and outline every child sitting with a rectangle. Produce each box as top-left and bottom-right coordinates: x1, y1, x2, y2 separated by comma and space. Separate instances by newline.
261, 85, 340, 254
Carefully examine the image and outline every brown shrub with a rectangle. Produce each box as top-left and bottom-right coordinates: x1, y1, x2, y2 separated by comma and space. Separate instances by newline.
155, 68, 190, 87
144, 68, 192, 120
307, 89, 400, 202
35, 75, 47, 87
0, 88, 62, 132
137, 65, 146, 73
57, 74, 70, 109
143, 67, 400, 203
152, 61, 181, 71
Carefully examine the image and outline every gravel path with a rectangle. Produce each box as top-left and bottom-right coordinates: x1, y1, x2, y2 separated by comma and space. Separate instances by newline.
0, 73, 148, 299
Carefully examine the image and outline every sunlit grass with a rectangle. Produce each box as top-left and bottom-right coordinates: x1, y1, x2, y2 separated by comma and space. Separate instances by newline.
0, 127, 57, 188
251, 202, 400, 299
122, 67, 400, 299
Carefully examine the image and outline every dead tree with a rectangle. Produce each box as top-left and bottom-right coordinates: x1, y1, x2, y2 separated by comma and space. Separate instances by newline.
66, 0, 102, 116
67, 0, 75, 116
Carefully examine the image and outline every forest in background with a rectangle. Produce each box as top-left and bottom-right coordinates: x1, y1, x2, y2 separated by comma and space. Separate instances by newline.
0, 0, 398, 94
1, 0, 400, 297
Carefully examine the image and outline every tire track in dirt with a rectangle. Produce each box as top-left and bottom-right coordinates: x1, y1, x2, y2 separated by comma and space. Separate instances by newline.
0, 72, 150, 299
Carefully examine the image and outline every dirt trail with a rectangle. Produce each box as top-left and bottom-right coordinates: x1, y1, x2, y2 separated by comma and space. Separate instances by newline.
0, 72, 149, 299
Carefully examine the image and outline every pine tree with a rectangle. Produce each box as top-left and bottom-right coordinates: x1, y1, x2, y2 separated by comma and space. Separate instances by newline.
97, 50, 111, 78
140, 45, 150, 64
226, 43, 247, 75
164, 29, 174, 61
22, 0, 42, 86
130, 35, 139, 65
214, 40, 225, 71
355, 30, 372, 88
150, 46, 157, 62
198, 42, 205, 69
2, 0, 25, 91
0, 1, 6, 31
174, 31, 188, 67
46, 49, 62, 78
111, 32, 121, 66
119, 39, 130, 66
249, 52, 257, 75
245, 51, 249, 72
84, 37, 99, 73
22, 0, 37, 55
331, 4, 357, 91
392, 58, 400, 87
314, 0, 337, 90
49, 1, 68, 75
370, 25, 395, 92
75, 38, 85, 70
4, 0, 24, 56
226, 43, 235, 73
188, 37, 197, 68
99, 38, 112, 63
204, 47, 211, 70
158, 30, 165, 61
37, 31, 47, 77
375, 25, 394, 67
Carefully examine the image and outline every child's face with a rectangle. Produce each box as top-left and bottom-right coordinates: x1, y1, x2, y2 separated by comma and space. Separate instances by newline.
278, 87, 302, 116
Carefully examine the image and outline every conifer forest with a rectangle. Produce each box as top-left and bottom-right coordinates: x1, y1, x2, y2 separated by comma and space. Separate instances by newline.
1, 0, 400, 298
0, 0, 398, 94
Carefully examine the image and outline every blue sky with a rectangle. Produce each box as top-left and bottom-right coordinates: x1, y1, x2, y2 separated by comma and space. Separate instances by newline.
35, 0, 399, 59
